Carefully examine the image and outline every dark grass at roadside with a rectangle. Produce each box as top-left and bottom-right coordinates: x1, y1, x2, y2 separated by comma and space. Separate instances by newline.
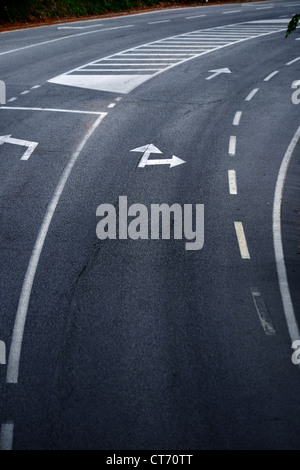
0, 0, 271, 29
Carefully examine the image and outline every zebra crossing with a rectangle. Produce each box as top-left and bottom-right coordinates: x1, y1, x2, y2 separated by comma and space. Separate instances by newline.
49, 21, 287, 94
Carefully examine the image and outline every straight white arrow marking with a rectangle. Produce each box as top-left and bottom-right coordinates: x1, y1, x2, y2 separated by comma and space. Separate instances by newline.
146, 156, 186, 168
0, 135, 38, 160
206, 68, 231, 80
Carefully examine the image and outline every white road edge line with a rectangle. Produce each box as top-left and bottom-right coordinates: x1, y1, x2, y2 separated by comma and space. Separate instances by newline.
245, 88, 259, 101
234, 222, 251, 259
0, 423, 14, 451
264, 70, 279, 82
0, 25, 134, 57
273, 125, 300, 350
252, 290, 276, 336
229, 136, 237, 156
233, 111, 242, 126
0, 106, 105, 116
6, 112, 107, 385
228, 170, 237, 195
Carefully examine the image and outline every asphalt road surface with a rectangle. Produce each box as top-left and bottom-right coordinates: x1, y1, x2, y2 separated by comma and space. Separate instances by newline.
0, 0, 300, 450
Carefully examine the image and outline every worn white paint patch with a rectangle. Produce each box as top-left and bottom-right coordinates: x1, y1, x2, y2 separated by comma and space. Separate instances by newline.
0, 423, 14, 451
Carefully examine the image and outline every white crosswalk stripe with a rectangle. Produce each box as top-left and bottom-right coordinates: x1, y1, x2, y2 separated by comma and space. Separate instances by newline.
49, 21, 286, 94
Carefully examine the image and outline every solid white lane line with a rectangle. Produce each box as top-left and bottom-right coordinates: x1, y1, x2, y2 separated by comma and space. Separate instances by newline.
229, 136, 237, 156
108, 103, 116, 108
186, 15, 207, 19
273, 125, 300, 346
233, 111, 242, 126
245, 88, 259, 101
0, 423, 14, 451
0, 25, 134, 57
0, 106, 105, 115
286, 57, 300, 65
228, 170, 237, 195
148, 20, 170, 24
234, 222, 251, 259
264, 70, 279, 81
6, 113, 107, 384
252, 290, 276, 336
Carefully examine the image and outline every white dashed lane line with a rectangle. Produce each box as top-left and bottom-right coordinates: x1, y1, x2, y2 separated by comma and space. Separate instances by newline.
7, 84, 42, 103
148, 20, 171, 25
286, 57, 300, 65
234, 222, 251, 260
229, 136, 237, 156
186, 15, 207, 20
222, 10, 242, 15
233, 111, 242, 126
228, 170, 238, 195
245, 88, 259, 102
264, 71, 279, 82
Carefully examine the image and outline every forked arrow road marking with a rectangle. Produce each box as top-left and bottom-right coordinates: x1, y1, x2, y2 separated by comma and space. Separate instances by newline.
0, 135, 38, 160
131, 143, 186, 168
206, 68, 231, 80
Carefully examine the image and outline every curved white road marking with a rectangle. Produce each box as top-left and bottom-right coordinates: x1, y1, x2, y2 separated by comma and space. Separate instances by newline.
6, 113, 107, 385
273, 126, 300, 346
